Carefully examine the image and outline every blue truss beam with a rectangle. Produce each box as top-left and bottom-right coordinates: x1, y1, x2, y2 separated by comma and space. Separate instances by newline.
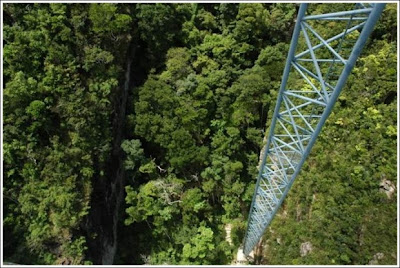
243, 3, 386, 256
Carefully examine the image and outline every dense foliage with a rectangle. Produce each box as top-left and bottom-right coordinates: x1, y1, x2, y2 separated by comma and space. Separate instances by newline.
2, 3, 397, 265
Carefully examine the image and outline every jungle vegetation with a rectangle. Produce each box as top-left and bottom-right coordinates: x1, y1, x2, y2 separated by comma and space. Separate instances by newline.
2, 2, 397, 265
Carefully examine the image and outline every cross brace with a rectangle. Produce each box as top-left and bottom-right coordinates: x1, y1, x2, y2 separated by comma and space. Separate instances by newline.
243, 3, 386, 256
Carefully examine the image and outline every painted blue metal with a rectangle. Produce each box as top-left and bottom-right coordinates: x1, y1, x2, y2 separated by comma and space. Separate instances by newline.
243, 3, 386, 256
303, 8, 373, 20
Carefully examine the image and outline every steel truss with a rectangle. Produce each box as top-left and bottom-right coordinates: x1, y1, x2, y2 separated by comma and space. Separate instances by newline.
243, 3, 386, 256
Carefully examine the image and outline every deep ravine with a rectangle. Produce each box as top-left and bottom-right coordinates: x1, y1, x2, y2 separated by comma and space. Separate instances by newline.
85, 44, 136, 265
102, 53, 133, 265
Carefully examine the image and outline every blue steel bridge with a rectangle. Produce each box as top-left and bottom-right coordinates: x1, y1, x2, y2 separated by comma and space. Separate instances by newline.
243, 3, 386, 256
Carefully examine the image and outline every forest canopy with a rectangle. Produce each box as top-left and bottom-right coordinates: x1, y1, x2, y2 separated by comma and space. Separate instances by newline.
2, 2, 397, 265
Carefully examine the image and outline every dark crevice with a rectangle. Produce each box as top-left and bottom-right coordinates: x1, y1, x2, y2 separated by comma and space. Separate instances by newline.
85, 40, 136, 265
383, 91, 396, 105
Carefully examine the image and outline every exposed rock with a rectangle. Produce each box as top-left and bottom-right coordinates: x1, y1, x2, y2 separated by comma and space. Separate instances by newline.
368, 252, 384, 265
379, 179, 395, 199
234, 248, 249, 265
140, 254, 151, 265
225, 223, 233, 246
308, 194, 317, 219
58, 258, 72, 265
300, 241, 313, 257
257, 135, 268, 171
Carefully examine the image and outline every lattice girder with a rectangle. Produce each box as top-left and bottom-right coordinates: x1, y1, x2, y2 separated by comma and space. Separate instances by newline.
243, 3, 386, 256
